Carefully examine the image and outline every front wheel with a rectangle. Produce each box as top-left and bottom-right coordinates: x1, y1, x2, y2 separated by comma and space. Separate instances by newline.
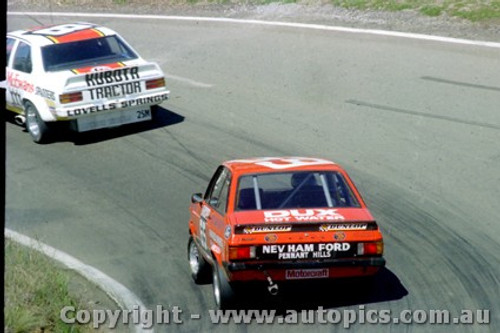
25, 102, 50, 143
212, 263, 236, 310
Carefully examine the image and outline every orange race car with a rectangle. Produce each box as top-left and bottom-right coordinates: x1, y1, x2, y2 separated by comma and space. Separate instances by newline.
187, 157, 385, 309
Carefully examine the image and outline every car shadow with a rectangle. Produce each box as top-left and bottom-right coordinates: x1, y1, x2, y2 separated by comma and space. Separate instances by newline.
68, 106, 184, 145
6, 106, 184, 145
232, 267, 408, 312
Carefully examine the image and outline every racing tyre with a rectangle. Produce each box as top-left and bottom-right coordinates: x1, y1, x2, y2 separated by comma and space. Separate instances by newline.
212, 263, 236, 310
25, 101, 50, 143
187, 237, 210, 284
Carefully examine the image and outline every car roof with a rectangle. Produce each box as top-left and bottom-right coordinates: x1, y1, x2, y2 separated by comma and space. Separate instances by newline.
7, 22, 117, 47
223, 157, 342, 175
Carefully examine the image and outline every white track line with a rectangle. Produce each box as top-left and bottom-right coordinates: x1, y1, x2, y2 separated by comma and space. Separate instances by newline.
8, 11, 500, 49
5, 228, 153, 333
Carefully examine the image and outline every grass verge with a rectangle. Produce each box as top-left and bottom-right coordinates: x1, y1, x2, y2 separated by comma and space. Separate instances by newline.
4, 239, 91, 333
330, 0, 500, 22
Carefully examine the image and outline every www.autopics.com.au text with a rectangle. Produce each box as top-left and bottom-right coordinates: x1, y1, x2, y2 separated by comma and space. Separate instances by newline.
60, 305, 490, 329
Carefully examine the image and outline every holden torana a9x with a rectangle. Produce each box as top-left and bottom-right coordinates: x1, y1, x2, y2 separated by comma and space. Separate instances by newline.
187, 157, 385, 309
5, 22, 169, 143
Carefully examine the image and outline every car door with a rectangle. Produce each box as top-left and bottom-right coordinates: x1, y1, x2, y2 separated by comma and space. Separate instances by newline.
5, 37, 18, 110
198, 166, 231, 255
6, 39, 34, 113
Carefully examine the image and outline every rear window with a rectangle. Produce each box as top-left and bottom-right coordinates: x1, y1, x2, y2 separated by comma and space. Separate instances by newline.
41, 35, 138, 72
236, 171, 360, 211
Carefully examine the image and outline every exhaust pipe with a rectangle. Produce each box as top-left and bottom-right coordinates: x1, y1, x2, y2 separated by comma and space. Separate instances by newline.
14, 115, 26, 126
261, 269, 279, 296
267, 279, 279, 296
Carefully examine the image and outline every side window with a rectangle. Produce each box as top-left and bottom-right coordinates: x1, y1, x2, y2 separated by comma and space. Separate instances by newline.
205, 167, 231, 214
327, 172, 359, 208
204, 166, 224, 200
215, 176, 230, 214
6, 37, 16, 66
13, 41, 32, 73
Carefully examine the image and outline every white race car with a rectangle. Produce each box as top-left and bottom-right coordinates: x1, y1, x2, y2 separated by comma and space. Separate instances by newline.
6, 22, 170, 143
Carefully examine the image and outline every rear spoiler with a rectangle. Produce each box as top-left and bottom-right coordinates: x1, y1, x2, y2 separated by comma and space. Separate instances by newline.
64, 63, 163, 91
234, 221, 378, 234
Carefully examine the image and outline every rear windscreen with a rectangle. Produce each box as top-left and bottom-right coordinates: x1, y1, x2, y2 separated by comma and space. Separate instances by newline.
236, 171, 360, 211
41, 35, 138, 72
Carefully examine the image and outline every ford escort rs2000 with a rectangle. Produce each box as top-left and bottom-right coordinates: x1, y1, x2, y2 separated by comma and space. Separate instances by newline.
187, 157, 385, 309
5, 22, 169, 143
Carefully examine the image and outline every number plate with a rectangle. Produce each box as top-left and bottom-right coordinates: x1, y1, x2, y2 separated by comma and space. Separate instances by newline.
258, 243, 355, 260
76, 107, 151, 132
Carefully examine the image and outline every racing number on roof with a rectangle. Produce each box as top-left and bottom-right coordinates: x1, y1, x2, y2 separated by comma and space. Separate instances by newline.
30, 23, 95, 37
232, 157, 334, 170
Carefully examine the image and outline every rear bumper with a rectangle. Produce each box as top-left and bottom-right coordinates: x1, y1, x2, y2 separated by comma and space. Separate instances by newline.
226, 257, 385, 271
224, 257, 385, 281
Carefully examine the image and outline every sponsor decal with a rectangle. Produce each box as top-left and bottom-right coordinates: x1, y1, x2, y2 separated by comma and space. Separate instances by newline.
264, 209, 345, 223
7, 72, 34, 93
260, 242, 351, 260
91, 66, 112, 72
72, 62, 126, 75
333, 231, 346, 241
85, 67, 139, 87
200, 205, 211, 219
319, 223, 368, 231
199, 205, 210, 250
243, 225, 291, 234
67, 104, 117, 117
66, 93, 168, 117
120, 94, 168, 108
208, 230, 223, 248
88, 81, 142, 99
224, 226, 231, 239
264, 234, 278, 243
285, 268, 329, 280
35, 87, 55, 100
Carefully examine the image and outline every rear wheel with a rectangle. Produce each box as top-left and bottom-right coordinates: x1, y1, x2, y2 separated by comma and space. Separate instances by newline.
25, 102, 50, 143
187, 237, 210, 284
212, 263, 236, 310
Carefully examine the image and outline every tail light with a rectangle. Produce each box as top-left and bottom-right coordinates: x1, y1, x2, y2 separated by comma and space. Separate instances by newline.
228, 246, 256, 260
59, 92, 83, 104
146, 78, 165, 90
357, 241, 383, 256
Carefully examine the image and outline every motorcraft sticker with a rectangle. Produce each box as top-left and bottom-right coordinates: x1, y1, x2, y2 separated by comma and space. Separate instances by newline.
285, 268, 329, 280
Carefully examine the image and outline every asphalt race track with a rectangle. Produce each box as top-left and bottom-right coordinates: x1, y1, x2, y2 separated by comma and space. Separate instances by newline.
6, 13, 500, 333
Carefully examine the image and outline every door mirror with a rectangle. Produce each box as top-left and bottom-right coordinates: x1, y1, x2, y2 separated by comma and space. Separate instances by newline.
191, 193, 203, 204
